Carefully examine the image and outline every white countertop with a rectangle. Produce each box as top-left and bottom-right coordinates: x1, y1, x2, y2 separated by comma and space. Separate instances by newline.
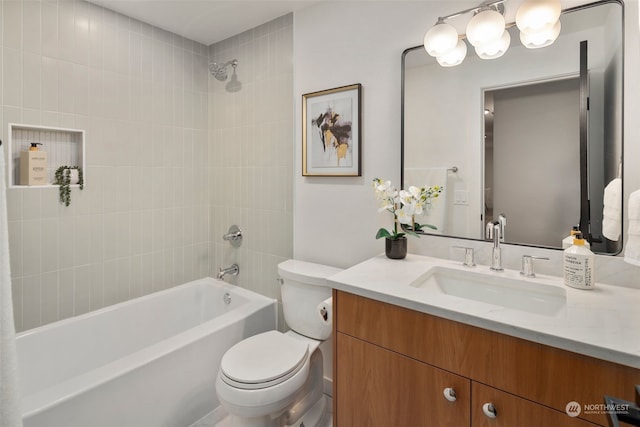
328, 254, 640, 369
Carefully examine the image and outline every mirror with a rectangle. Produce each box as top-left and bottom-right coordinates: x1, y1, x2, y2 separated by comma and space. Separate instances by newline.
402, 0, 623, 255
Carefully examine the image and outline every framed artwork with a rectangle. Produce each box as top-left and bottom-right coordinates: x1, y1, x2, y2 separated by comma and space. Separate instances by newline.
302, 83, 361, 176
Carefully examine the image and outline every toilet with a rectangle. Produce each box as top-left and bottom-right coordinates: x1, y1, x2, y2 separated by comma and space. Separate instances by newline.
215, 259, 343, 427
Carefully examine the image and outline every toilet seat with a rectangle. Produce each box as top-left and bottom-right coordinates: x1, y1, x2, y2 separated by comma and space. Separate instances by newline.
220, 330, 309, 390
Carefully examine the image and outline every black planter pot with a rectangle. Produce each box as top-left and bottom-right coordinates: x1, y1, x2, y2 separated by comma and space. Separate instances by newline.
385, 237, 407, 259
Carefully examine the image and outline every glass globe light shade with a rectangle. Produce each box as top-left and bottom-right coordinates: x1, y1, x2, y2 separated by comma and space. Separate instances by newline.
436, 39, 468, 67
423, 22, 459, 57
519, 20, 561, 49
516, 0, 561, 34
466, 9, 506, 47
475, 30, 511, 59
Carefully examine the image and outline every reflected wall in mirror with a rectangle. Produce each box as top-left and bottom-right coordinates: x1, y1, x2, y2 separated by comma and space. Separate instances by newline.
402, 0, 623, 255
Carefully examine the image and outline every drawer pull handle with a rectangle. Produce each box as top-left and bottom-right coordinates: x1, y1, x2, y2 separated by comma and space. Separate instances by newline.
483, 403, 498, 418
443, 387, 457, 402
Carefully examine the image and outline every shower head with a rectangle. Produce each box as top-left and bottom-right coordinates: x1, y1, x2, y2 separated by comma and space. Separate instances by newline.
209, 59, 238, 81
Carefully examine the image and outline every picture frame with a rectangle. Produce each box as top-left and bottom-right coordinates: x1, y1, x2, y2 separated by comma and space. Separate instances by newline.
302, 83, 361, 176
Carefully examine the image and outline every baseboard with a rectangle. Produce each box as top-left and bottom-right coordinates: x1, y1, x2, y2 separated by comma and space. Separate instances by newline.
323, 376, 333, 397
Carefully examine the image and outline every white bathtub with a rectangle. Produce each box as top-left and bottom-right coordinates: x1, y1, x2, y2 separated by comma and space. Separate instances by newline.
16, 278, 277, 427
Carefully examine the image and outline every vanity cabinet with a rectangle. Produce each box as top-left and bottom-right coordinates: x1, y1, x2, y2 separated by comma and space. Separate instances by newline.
333, 290, 640, 427
336, 332, 470, 426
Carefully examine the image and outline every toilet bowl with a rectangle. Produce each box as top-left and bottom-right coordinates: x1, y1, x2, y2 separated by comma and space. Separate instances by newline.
215, 260, 342, 427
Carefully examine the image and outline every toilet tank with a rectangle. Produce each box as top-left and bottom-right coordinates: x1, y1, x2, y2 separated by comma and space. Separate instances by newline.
278, 260, 343, 340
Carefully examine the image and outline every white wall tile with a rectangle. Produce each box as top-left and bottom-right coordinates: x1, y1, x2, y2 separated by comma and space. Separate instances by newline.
40, 218, 58, 273
73, 64, 89, 115
74, 214, 91, 266
208, 14, 293, 300
22, 220, 42, 276
3, 0, 23, 50
57, 0, 75, 63
22, 274, 42, 330
74, 0, 90, 66
3, 48, 22, 107
88, 3, 103, 68
40, 1, 58, 59
23, 52, 41, 110
23, 1, 42, 55
102, 22, 117, 73
57, 216, 75, 269
58, 268, 74, 320
74, 265, 92, 315
116, 257, 130, 302
11, 277, 23, 331
8, 220, 23, 277
58, 60, 75, 113
41, 56, 59, 111
89, 262, 104, 309
102, 259, 117, 306
5, 3, 293, 332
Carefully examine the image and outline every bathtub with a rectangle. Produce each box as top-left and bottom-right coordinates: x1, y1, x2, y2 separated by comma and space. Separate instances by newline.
16, 278, 277, 427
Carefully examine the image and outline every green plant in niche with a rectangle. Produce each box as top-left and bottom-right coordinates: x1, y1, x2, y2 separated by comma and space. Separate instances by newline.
54, 165, 84, 207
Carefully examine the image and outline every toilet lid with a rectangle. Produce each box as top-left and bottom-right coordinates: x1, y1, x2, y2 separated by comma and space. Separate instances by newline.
220, 331, 309, 389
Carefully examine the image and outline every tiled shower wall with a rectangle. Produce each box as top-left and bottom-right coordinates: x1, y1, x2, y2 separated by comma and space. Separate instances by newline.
208, 14, 294, 329
2, 0, 211, 331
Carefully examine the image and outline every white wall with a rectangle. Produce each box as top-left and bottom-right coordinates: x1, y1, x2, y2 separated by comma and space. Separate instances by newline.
294, 0, 640, 285
294, 1, 467, 268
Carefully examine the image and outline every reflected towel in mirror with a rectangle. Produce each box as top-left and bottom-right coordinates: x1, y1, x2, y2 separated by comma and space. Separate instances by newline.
602, 178, 622, 241
624, 189, 640, 266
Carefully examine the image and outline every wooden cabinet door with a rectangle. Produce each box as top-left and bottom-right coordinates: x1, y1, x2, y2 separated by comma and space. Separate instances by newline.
335, 332, 470, 427
471, 382, 601, 427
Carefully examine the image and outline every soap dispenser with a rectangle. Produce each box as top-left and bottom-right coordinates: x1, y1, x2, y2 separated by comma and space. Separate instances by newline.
563, 233, 595, 290
562, 226, 590, 249
20, 142, 48, 186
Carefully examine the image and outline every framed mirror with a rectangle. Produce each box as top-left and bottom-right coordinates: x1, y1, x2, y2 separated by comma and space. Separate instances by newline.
401, 0, 623, 255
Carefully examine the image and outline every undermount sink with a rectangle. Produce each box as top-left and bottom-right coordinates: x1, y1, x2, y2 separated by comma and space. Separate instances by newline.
410, 266, 567, 316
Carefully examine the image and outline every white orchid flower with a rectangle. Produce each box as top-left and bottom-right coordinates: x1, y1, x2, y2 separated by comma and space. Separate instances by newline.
397, 208, 414, 225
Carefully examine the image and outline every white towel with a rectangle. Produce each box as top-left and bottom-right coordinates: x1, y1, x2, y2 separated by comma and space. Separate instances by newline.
0, 148, 23, 427
404, 167, 448, 234
624, 189, 640, 266
602, 178, 622, 241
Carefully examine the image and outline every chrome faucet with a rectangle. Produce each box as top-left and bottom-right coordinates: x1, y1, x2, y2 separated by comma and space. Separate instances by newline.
486, 214, 506, 272
217, 264, 239, 280
222, 225, 243, 242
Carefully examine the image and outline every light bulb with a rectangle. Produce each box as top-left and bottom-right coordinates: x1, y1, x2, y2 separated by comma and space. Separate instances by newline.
475, 30, 511, 59
436, 39, 468, 67
519, 20, 561, 49
466, 9, 506, 48
516, 0, 561, 34
424, 22, 459, 57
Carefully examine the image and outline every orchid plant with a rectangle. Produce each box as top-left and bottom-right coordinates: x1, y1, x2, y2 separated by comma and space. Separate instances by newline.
372, 178, 442, 240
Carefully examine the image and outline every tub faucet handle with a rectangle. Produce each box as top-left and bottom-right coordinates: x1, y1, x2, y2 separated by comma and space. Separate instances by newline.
222, 225, 243, 247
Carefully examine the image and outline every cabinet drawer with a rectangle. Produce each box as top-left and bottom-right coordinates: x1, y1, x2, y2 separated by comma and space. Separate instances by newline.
335, 332, 470, 427
472, 382, 599, 427
335, 290, 640, 425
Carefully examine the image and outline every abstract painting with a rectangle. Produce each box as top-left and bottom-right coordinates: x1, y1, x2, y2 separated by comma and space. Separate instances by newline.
302, 84, 361, 176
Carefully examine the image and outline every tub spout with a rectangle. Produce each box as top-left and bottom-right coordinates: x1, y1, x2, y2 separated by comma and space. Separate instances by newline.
217, 264, 239, 280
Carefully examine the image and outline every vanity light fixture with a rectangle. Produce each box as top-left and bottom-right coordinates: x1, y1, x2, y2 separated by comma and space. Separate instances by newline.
423, 0, 562, 67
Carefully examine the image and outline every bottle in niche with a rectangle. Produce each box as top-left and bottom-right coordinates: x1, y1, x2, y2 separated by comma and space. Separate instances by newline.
563, 233, 595, 290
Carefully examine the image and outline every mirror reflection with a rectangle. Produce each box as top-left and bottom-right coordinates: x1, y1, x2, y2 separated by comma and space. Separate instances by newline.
402, 1, 623, 254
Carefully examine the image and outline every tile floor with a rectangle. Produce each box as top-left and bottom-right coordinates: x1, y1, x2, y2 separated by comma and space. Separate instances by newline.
190, 395, 333, 427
